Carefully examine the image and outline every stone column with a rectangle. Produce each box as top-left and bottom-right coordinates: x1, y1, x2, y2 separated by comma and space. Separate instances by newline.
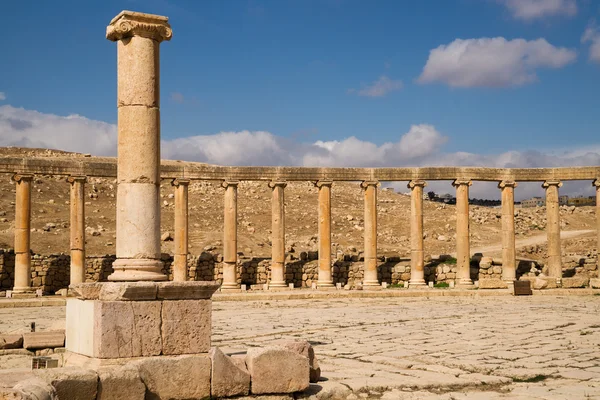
408, 180, 427, 287
316, 180, 334, 288
222, 181, 240, 290
543, 180, 563, 281
361, 181, 380, 287
12, 174, 33, 293
172, 179, 189, 282
499, 180, 517, 282
67, 176, 87, 285
594, 179, 600, 258
269, 181, 287, 288
107, 11, 172, 281
453, 179, 473, 287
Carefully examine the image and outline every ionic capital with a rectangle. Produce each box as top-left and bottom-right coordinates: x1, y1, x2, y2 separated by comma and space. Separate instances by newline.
171, 178, 190, 188
315, 180, 333, 188
66, 176, 87, 185
268, 180, 287, 189
408, 180, 427, 189
593, 179, 600, 189
498, 180, 517, 189
106, 11, 173, 43
221, 180, 240, 189
360, 180, 379, 189
452, 179, 472, 188
542, 180, 562, 189
11, 174, 33, 183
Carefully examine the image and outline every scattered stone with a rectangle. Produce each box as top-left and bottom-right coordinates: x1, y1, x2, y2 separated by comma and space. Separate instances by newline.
273, 340, 321, 383
562, 276, 589, 288
35, 367, 98, 400
0, 334, 23, 350
12, 378, 56, 400
246, 347, 310, 394
22, 331, 65, 350
210, 347, 250, 398
161, 231, 173, 241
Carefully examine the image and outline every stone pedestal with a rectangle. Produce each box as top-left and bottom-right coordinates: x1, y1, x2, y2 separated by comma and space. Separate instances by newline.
361, 181, 380, 287
12, 174, 33, 294
543, 180, 562, 281
408, 180, 427, 287
107, 11, 172, 282
68, 176, 87, 285
453, 179, 473, 287
222, 181, 240, 291
269, 181, 287, 288
499, 181, 517, 282
66, 281, 219, 364
172, 179, 190, 282
316, 180, 334, 288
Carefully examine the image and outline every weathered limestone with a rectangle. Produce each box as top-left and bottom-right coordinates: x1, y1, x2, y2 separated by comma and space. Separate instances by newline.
246, 347, 310, 394
12, 174, 33, 294
22, 331, 65, 350
269, 181, 287, 288
499, 180, 517, 282
453, 179, 473, 287
67, 176, 86, 285
594, 179, 600, 260
210, 347, 250, 398
222, 180, 240, 290
161, 299, 212, 355
273, 340, 321, 383
0, 334, 23, 349
408, 180, 427, 287
361, 181, 380, 287
97, 365, 146, 400
107, 11, 172, 282
316, 180, 334, 288
172, 179, 189, 282
543, 180, 563, 281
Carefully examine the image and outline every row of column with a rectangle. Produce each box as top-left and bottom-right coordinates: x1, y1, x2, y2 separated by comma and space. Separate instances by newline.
8, 175, 595, 292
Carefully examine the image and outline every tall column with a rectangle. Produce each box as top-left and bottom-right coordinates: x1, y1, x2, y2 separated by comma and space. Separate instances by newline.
172, 179, 189, 282
499, 181, 517, 282
361, 181, 380, 287
67, 176, 87, 285
107, 11, 172, 281
316, 180, 334, 288
594, 180, 600, 258
453, 179, 473, 287
269, 181, 287, 288
222, 181, 240, 290
12, 174, 33, 293
408, 180, 427, 287
543, 180, 563, 281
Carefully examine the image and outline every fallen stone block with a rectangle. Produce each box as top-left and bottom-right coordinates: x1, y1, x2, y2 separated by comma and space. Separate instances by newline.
97, 365, 145, 400
477, 279, 508, 289
23, 331, 65, 350
12, 378, 56, 400
246, 347, 310, 394
532, 277, 548, 290
0, 335, 23, 350
273, 340, 321, 383
562, 276, 589, 288
35, 367, 98, 400
134, 355, 211, 400
210, 347, 250, 398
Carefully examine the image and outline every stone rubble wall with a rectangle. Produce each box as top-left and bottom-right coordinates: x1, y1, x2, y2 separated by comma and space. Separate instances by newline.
0, 249, 597, 293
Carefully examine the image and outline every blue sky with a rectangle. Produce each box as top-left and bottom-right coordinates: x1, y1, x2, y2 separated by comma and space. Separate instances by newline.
0, 0, 600, 199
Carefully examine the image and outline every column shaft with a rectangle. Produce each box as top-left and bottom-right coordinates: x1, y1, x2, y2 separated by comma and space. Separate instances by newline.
499, 181, 517, 281
13, 174, 33, 293
107, 12, 172, 281
362, 181, 380, 287
172, 179, 189, 282
409, 180, 427, 286
316, 180, 334, 287
453, 179, 473, 286
543, 181, 562, 280
594, 180, 600, 259
68, 176, 86, 285
269, 181, 287, 287
222, 181, 240, 290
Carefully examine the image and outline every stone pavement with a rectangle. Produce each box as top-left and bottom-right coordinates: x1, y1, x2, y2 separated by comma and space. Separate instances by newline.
3, 295, 600, 398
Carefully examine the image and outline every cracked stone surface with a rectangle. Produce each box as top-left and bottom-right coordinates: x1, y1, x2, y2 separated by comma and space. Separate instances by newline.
2, 296, 600, 398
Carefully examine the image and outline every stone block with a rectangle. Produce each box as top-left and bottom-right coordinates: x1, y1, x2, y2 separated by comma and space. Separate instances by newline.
477, 279, 508, 289
272, 340, 321, 383
210, 347, 250, 398
23, 331, 65, 350
532, 277, 548, 290
246, 347, 310, 394
562, 276, 589, 288
97, 365, 146, 400
156, 281, 220, 300
590, 278, 600, 289
35, 367, 98, 400
134, 355, 211, 400
0, 334, 23, 350
161, 300, 211, 355
98, 282, 157, 301
70, 283, 104, 300
12, 378, 56, 400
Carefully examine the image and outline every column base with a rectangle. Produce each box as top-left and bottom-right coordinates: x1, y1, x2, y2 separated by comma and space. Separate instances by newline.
362, 280, 381, 289
11, 287, 34, 294
268, 281, 287, 288
317, 280, 334, 288
109, 259, 167, 281
456, 279, 474, 287
408, 279, 427, 288
220, 283, 241, 292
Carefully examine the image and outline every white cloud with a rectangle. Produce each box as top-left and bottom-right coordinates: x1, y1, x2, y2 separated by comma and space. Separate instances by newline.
349, 76, 403, 97
582, 23, 600, 64
0, 93, 5, 101
170, 92, 185, 104
418, 37, 577, 88
500, 0, 577, 20
1, 104, 599, 200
